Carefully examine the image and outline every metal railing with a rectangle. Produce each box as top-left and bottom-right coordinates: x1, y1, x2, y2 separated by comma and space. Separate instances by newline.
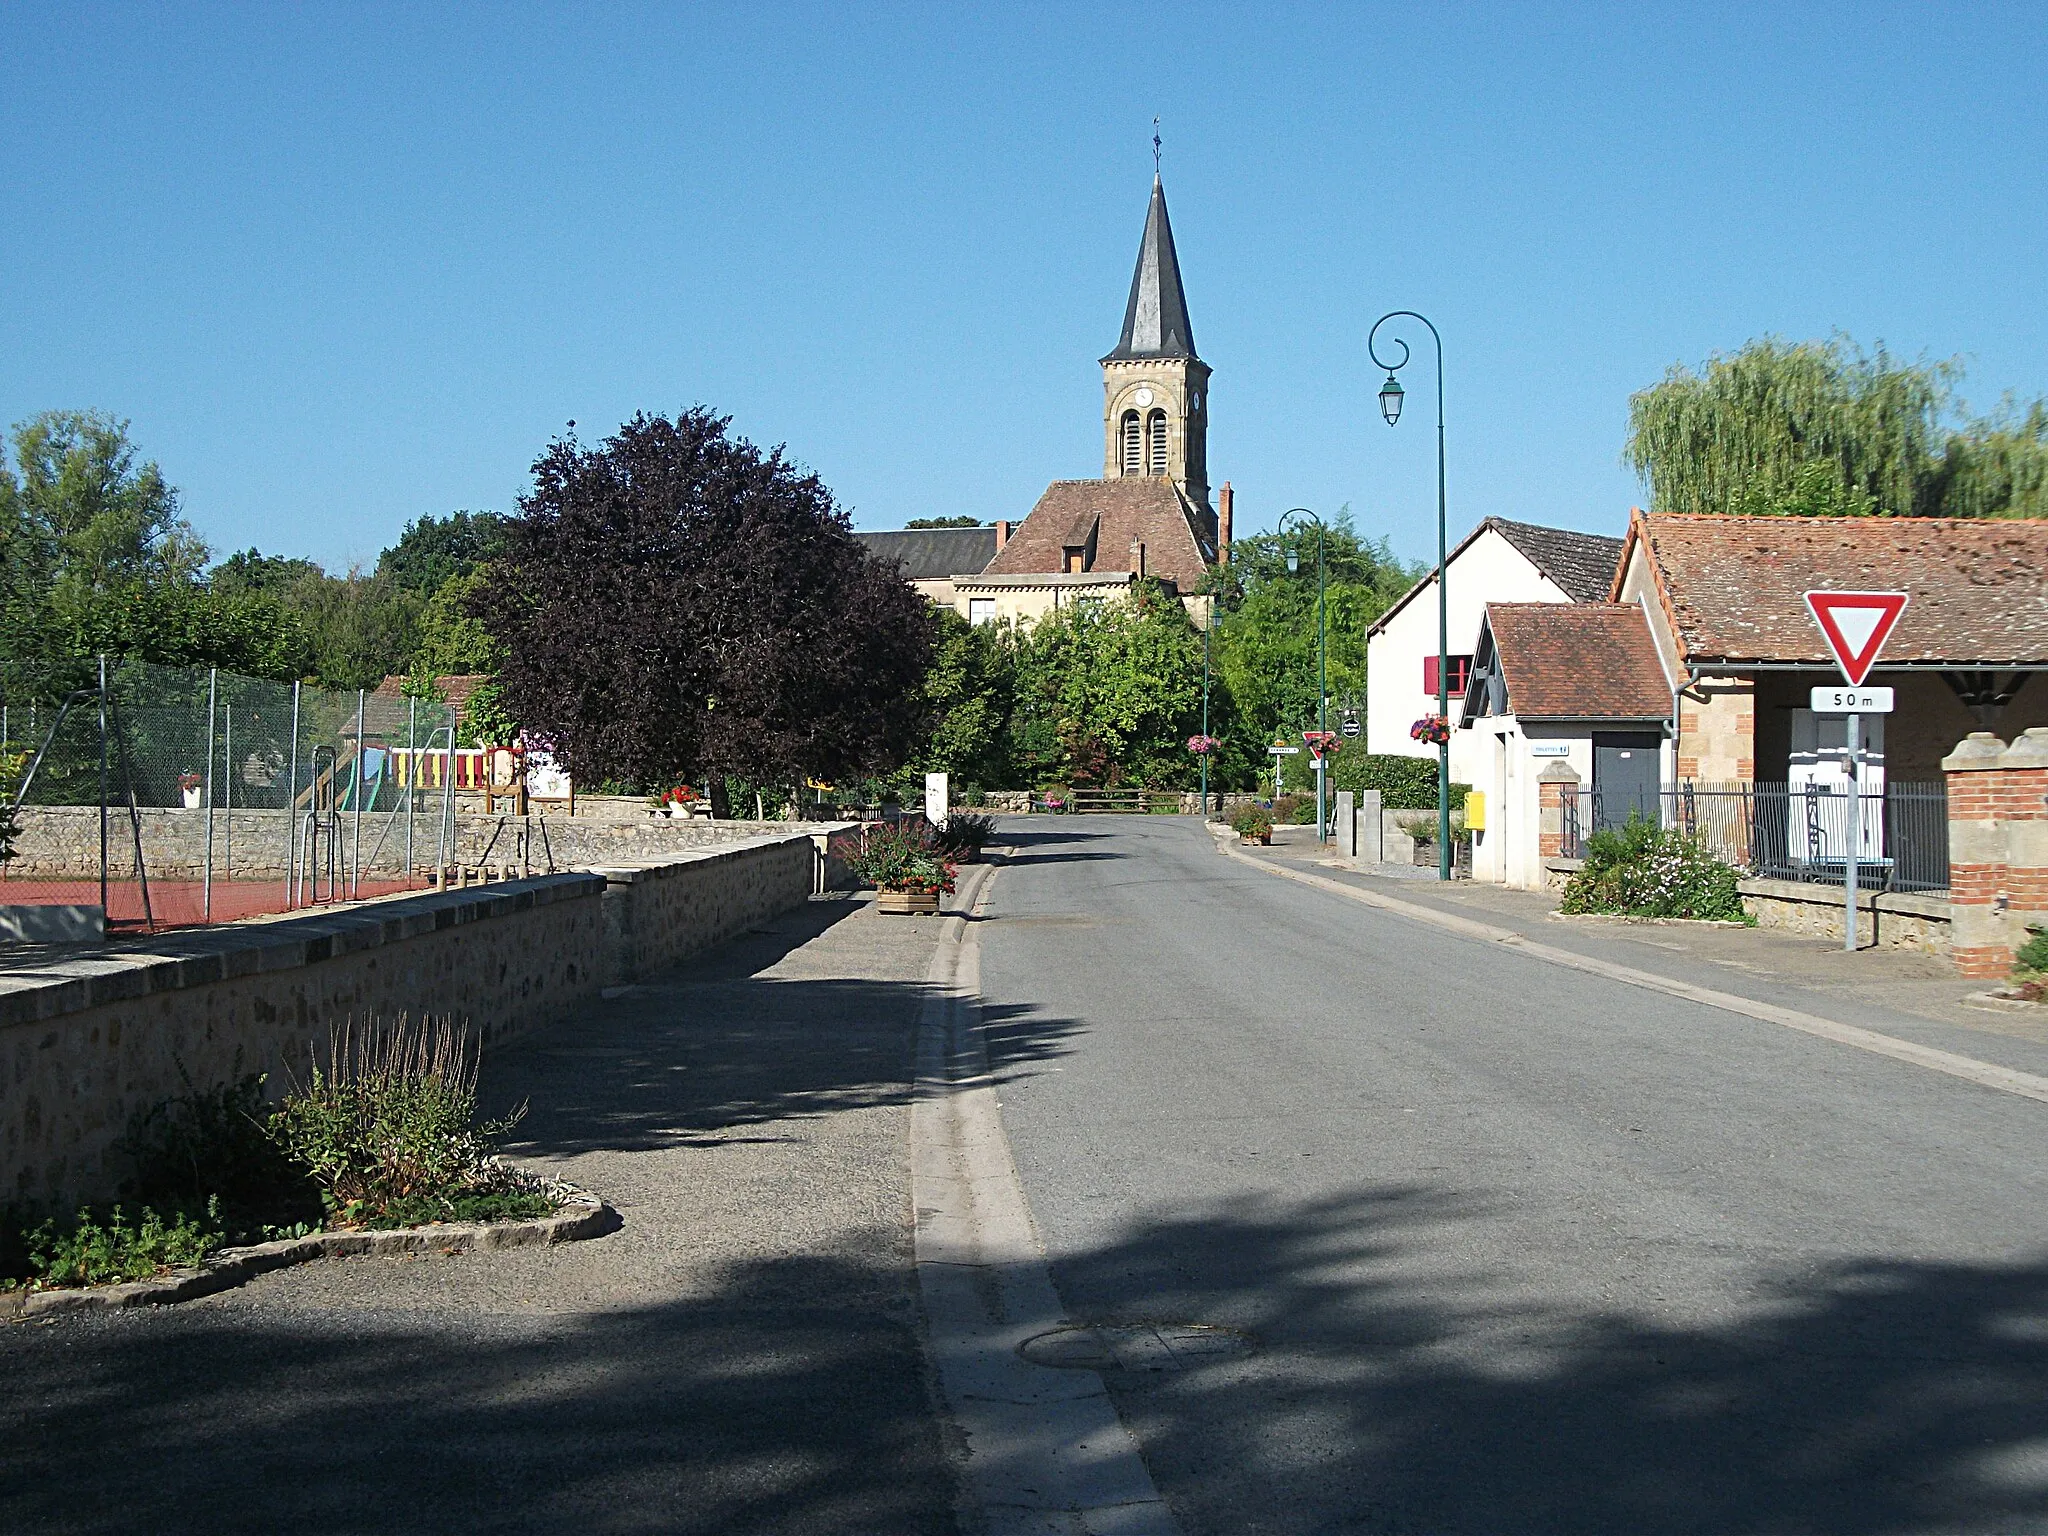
1559, 781, 1949, 894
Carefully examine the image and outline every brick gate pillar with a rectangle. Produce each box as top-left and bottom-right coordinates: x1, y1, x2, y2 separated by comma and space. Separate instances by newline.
1943, 731, 2015, 978
2000, 728, 2048, 971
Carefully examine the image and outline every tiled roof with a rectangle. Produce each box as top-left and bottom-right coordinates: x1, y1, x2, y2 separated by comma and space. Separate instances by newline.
1625, 513, 2048, 666
854, 527, 998, 581
982, 478, 1211, 587
373, 673, 491, 717
1366, 516, 1624, 638
1482, 603, 1670, 719
1488, 519, 1625, 604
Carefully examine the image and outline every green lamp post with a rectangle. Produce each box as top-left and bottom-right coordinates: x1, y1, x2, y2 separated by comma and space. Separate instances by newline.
1370, 311, 1452, 881
1277, 506, 1329, 843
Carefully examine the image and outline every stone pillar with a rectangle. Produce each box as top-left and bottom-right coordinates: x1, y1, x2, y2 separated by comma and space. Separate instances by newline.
1537, 761, 1581, 861
1944, 731, 2019, 978
1358, 790, 1383, 863
1334, 790, 1357, 858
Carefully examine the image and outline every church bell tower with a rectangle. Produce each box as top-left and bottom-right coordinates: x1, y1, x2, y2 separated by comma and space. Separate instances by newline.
1101, 175, 1211, 515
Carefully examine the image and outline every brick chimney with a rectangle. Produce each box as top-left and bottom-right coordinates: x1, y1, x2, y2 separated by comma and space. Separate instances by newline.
1129, 539, 1146, 577
994, 519, 1011, 551
1217, 482, 1233, 564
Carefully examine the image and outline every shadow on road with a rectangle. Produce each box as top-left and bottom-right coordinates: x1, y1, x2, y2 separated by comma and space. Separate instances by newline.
0, 1251, 958, 1536
1039, 1184, 2048, 1535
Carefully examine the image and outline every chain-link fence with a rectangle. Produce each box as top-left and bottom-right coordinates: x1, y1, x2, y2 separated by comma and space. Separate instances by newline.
1, 660, 464, 933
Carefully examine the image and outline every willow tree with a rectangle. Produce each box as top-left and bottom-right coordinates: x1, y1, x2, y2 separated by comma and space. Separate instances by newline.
1625, 336, 2048, 518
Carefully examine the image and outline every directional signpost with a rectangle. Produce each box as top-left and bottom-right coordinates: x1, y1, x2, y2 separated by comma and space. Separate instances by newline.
1803, 591, 1909, 952
1267, 740, 1299, 798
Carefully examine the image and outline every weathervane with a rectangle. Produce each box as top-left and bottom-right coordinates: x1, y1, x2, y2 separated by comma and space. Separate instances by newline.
1153, 117, 1161, 174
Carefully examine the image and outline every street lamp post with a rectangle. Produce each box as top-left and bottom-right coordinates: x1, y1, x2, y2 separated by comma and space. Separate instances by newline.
1199, 600, 1214, 817
1370, 311, 1451, 882
1278, 507, 1329, 843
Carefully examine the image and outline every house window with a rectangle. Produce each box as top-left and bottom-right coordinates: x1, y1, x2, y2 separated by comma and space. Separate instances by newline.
1120, 412, 1142, 475
1064, 546, 1088, 573
1422, 654, 1473, 697
1146, 410, 1169, 475
967, 598, 995, 626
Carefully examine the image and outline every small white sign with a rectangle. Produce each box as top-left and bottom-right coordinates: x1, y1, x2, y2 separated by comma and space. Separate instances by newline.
1810, 685, 1894, 714
1268, 745, 1300, 755
1529, 742, 1572, 758
924, 771, 949, 829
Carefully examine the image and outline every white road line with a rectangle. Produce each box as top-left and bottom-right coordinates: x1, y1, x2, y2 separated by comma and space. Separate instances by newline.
913, 860, 1181, 1536
1217, 834, 2048, 1108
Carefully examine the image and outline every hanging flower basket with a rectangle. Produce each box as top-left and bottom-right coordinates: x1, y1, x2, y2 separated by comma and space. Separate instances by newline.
1186, 735, 1221, 756
1409, 715, 1451, 746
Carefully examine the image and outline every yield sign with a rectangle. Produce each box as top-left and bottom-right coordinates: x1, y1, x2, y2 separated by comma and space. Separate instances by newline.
1804, 590, 1909, 686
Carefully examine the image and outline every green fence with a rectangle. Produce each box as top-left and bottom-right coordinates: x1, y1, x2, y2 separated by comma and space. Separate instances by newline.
1, 660, 462, 933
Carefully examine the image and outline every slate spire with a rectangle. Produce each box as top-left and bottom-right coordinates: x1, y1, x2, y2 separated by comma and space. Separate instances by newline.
1104, 175, 1197, 362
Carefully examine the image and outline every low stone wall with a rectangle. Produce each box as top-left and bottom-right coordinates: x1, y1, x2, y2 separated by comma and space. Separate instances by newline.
1739, 876, 1953, 954
0, 833, 821, 1207
595, 835, 819, 983
5, 804, 837, 882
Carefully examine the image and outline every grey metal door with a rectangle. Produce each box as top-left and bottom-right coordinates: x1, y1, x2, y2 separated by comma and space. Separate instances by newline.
1593, 731, 1661, 832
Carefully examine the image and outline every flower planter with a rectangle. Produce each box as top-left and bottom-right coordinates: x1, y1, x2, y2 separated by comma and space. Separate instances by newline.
1240, 832, 1271, 846
877, 888, 941, 916
182, 787, 203, 809
1412, 840, 1436, 867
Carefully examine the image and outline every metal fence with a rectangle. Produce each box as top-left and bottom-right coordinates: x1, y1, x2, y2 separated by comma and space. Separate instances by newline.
1560, 780, 1949, 895
1, 660, 463, 933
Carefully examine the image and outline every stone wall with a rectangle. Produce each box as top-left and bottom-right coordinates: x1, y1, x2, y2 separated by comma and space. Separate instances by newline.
0, 833, 822, 1207
1739, 877, 1952, 954
5, 804, 838, 882
1677, 677, 1755, 782
594, 836, 819, 983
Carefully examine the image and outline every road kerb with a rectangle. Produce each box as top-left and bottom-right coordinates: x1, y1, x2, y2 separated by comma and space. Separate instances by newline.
913, 859, 1181, 1536
1215, 832, 2048, 1108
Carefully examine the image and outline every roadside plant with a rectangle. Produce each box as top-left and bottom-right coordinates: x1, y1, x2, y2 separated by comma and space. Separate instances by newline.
932, 812, 997, 862
9, 1200, 226, 1290
1560, 815, 1749, 922
269, 1015, 542, 1227
1272, 792, 1315, 825
843, 823, 957, 895
0, 747, 22, 866
118, 1061, 320, 1235
2015, 924, 2048, 978
1229, 804, 1274, 841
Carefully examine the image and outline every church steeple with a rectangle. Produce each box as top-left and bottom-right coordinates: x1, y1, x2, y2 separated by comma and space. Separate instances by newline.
1105, 176, 1198, 363
1101, 176, 1212, 519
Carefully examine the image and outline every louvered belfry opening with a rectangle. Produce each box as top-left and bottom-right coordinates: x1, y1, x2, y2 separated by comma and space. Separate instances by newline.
1120, 412, 1143, 476
1146, 410, 1169, 476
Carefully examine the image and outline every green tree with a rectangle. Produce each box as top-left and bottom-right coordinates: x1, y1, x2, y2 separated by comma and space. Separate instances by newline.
413, 568, 502, 675
376, 510, 509, 594
911, 609, 1015, 788
1008, 582, 1207, 788
902, 516, 983, 529
1206, 514, 1417, 789
1626, 335, 2048, 518
10, 410, 206, 605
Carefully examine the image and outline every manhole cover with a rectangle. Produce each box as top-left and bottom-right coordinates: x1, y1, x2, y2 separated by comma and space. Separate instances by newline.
1018, 1323, 1253, 1374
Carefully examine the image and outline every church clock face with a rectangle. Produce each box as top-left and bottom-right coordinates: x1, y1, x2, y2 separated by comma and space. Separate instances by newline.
1134, 387, 1154, 407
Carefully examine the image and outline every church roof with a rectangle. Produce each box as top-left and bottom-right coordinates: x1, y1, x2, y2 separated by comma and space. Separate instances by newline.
854, 527, 998, 580
982, 478, 1212, 588
1102, 176, 1198, 363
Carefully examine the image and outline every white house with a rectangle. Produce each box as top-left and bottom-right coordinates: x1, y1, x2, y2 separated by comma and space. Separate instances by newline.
1455, 602, 1673, 887
1365, 518, 1624, 792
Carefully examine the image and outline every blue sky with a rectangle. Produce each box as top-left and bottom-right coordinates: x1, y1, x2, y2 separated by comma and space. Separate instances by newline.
3, 4, 2044, 572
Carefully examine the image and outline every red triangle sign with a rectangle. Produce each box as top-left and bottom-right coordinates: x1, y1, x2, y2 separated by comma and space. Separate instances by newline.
1804, 590, 1909, 686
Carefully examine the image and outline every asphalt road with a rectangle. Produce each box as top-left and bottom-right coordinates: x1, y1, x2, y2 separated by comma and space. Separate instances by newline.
977, 816, 2048, 1536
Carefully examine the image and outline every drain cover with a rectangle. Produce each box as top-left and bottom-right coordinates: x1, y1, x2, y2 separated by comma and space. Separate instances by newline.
1018, 1323, 1253, 1373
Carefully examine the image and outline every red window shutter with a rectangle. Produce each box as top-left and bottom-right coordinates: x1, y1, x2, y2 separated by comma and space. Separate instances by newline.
1422, 655, 1439, 694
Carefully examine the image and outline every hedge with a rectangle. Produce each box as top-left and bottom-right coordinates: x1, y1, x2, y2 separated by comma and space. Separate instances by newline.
1327, 747, 1468, 811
